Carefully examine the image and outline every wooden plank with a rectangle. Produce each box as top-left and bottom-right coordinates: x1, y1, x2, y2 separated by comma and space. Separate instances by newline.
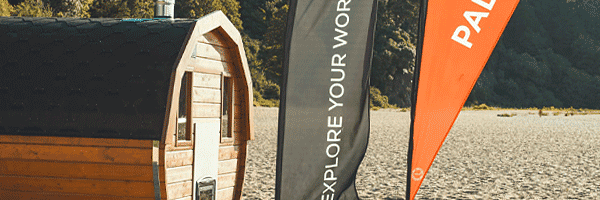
172, 196, 192, 200
166, 181, 192, 200
164, 145, 193, 152
160, 182, 168, 200
0, 189, 156, 200
218, 146, 239, 161
165, 150, 193, 168
218, 131, 246, 146
0, 135, 152, 148
199, 32, 227, 47
195, 42, 230, 62
234, 118, 247, 140
0, 176, 154, 197
218, 159, 237, 175
0, 143, 151, 165
193, 87, 221, 104
191, 57, 232, 74
233, 105, 248, 119
192, 103, 221, 118
211, 28, 238, 48
233, 90, 252, 141
233, 143, 247, 200
216, 187, 234, 200
165, 166, 192, 184
0, 160, 153, 181
217, 173, 236, 190
192, 73, 221, 89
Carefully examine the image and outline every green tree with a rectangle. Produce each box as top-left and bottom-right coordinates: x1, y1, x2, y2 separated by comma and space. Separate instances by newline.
0, 0, 14, 16
467, 0, 600, 109
175, 0, 242, 30
371, 0, 419, 107
258, 0, 287, 86
239, 0, 268, 40
46, 0, 93, 18
13, 0, 53, 17
90, 0, 153, 18
130, 0, 154, 18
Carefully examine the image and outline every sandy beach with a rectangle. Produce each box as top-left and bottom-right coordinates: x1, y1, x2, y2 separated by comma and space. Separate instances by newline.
242, 107, 600, 199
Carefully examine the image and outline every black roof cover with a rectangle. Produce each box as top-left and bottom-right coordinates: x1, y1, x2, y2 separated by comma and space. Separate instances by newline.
0, 17, 195, 140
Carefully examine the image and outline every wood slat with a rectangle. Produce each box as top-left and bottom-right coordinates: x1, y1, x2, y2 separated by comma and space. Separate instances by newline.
0, 160, 153, 181
160, 182, 168, 200
195, 42, 230, 62
172, 196, 192, 200
199, 32, 226, 47
192, 103, 221, 118
0, 176, 154, 197
164, 145, 193, 152
0, 135, 152, 148
211, 28, 238, 48
218, 146, 238, 161
233, 106, 248, 119
165, 166, 192, 184
0, 189, 156, 200
216, 187, 234, 200
0, 143, 151, 165
193, 87, 221, 104
217, 173, 236, 190
218, 159, 237, 175
233, 143, 247, 200
166, 181, 192, 200
233, 117, 247, 137
219, 132, 245, 146
192, 73, 221, 89
165, 150, 193, 168
191, 57, 232, 74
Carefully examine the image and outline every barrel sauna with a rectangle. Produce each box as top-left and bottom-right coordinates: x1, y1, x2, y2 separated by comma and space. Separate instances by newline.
0, 11, 253, 200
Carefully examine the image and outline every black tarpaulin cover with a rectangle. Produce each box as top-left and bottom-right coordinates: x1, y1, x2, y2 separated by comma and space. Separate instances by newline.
0, 17, 195, 140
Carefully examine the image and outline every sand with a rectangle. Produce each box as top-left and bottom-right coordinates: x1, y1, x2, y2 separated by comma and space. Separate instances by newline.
242, 107, 600, 199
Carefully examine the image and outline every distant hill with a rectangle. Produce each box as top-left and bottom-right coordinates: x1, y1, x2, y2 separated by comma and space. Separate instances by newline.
468, 0, 600, 109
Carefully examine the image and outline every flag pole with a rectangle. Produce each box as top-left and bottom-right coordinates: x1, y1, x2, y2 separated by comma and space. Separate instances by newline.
274, 0, 299, 198
406, 0, 428, 199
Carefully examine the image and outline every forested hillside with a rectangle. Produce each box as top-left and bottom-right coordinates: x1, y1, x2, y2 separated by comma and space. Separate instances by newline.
2, 0, 599, 109
470, 0, 600, 109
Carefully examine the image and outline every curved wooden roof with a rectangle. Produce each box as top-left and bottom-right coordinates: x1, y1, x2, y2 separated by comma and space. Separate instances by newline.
0, 17, 196, 140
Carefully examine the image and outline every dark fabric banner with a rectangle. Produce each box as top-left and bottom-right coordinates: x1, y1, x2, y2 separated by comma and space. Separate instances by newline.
275, 0, 377, 199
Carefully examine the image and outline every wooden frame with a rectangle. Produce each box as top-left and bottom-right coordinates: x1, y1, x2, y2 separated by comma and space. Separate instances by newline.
220, 72, 234, 144
176, 72, 193, 147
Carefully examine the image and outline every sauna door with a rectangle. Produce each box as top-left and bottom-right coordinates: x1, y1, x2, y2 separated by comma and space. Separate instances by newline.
191, 73, 221, 199
192, 118, 219, 198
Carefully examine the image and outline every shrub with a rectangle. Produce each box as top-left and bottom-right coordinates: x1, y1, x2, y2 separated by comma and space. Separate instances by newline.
497, 113, 516, 117
473, 103, 492, 110
253, 89, 279, 107
370, 87, 396, 109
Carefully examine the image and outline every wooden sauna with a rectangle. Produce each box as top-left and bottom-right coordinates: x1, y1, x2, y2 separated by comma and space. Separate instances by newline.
0, 11, 253, 200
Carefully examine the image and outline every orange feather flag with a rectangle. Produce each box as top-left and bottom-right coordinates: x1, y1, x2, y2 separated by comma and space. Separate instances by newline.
407, 0, 520, 199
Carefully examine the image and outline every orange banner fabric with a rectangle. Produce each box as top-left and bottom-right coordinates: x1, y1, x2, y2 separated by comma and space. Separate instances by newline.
409, 0, 519, 199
